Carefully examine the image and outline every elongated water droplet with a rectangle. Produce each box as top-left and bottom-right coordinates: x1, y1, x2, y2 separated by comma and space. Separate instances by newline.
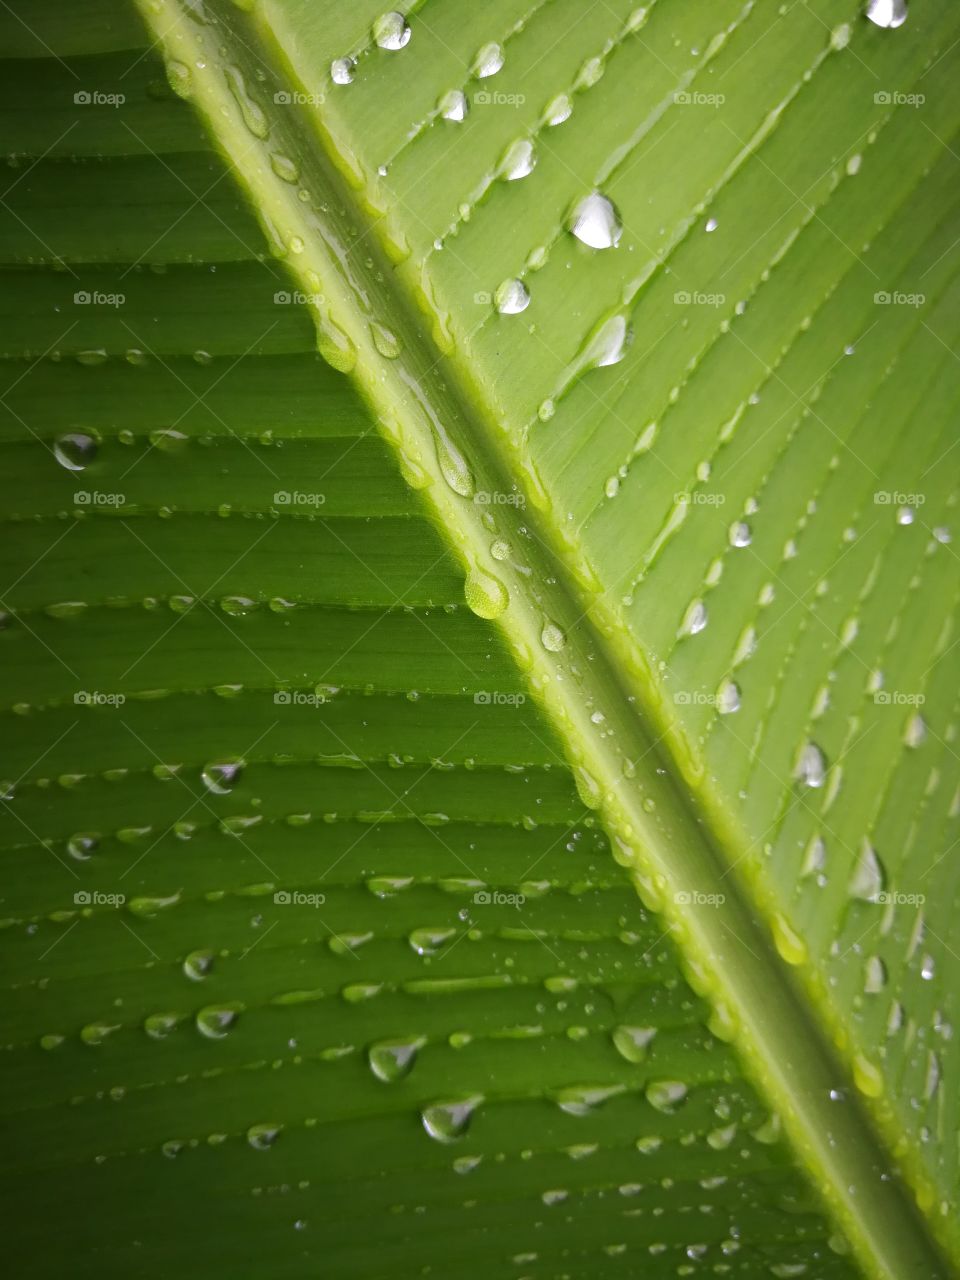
439, 89, 467, 121
904, 713, 927, 748
432, 425, 474, 497
569, 192, 622, 249
541, 620, 566, 652
472, 43, 504, 78
370, 321, 402, 358
494, 278, 529, 314
679, 599, 708, 637
224, 65, 268, 138
409, 926, 456, 956
864, 955, 887, 993
464, 567, 508, 619
543, 94, 572, 126
866, 0, 907, 29
247, 1122, 281, 1150
421, 1096, 482, 1141
849, 838, 884, 900
202, 760, 243, 794
373, 12, 411, 49
196, 1004, 242, 1038
553, 1083, 625, 1115
717, 680, 740, 714
795, 742, 826, 788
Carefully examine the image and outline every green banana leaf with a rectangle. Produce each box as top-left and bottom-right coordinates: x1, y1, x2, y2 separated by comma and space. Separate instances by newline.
2, 0, 958, 1276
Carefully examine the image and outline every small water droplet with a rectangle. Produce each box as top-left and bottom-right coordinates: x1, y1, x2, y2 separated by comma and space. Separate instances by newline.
849, 838, 884, 901
247, 1122, 281, 1150
679, 599, 708, 637
540, 620, 566, 652
184, 949, 215, 981
646, 1080, 688, 1113
717, 679, 740, 715
408, 926, 456, 957
543, 94, 572, 126
612, 1025, 657, 1063
795, 742, 826, 788
498, 139, 535, 181
729, 521, 751, 547
201, 760, 243, 795
439, 89, 467, 121
368, 1037, 425, 1082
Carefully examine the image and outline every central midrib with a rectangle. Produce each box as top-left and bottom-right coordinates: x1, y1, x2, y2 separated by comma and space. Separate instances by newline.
136, 3, 953, 1277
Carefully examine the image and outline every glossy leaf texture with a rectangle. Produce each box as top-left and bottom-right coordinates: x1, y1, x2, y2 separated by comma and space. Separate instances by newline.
1, 1, 958, 1278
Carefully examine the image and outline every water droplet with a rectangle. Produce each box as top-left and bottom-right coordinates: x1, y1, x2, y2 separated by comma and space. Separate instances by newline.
184, 949, 215, 981
494, 278, 529, 314
646, 1080, 687, 1113
866, 0, 907, 29
498, 139, 535, 181
575, 312, 630, 371
201, 760, 243, 795
717, 680, 740, 715
795, 742, 826, 788
331, 57, 355, 85
705, 216, 718, 233
921, 953, 936, 981
373, 12, 411, 50
166, 59, 192, 98
904, 713, 927, 748
852, 1053, 883, 1098
224, 65, 268, 139
439, 89, 467, 121
848, 838, 884, 901
729, 521, 751, 547
896, 505, 915, 525
67, 832, 98, 861
464, 567, 508, 619
270, 152, 300, 183
679, 599, 708, 637
370, 321, 402, 358
553, 1083, 625, 1115
408, 926, 456, 956
196, 1004, 242, 1038
54, 432, 98, 471
247, 1122, 281, 1150
612, 1025, 657, 1063
568, 192, 622, 249
771, 913, 807, 966
864, 955, 887, 993
541, 620, 566, 652
432, 424, 474, 497
421, 1096, 482, 1141
472, 43, 504, 78
543, 94, 572, 126
368, 1037, 424, 1082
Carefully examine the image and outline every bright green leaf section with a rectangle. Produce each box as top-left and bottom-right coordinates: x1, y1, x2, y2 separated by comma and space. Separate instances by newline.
1, 1, 957, 1278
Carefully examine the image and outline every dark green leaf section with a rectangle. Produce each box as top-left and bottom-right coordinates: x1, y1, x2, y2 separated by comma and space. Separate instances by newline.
0, 8, 871, 1280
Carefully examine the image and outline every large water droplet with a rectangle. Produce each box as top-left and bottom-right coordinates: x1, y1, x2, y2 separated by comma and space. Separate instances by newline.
439, 89, 467, 122
472, 43, 504, 78
568, 193, 622, 249
679, 599, 708, 637
54, 432, 98, 471
540, 620, 566, 652
717, 680, 740, 715
866, 0, 907, 29
224, 65, 268, 139
646, 1080, 687, 1113
196, 1004, 242, 1039
201, 760, 243, 795
408, 926, 456, 956
464, 567, 508, 619
331, 57, 355, 85
498, 139, 535, 181
373, 11, 411, 49
247, 1122, 281, 1150
421, 1096, 482, 1141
